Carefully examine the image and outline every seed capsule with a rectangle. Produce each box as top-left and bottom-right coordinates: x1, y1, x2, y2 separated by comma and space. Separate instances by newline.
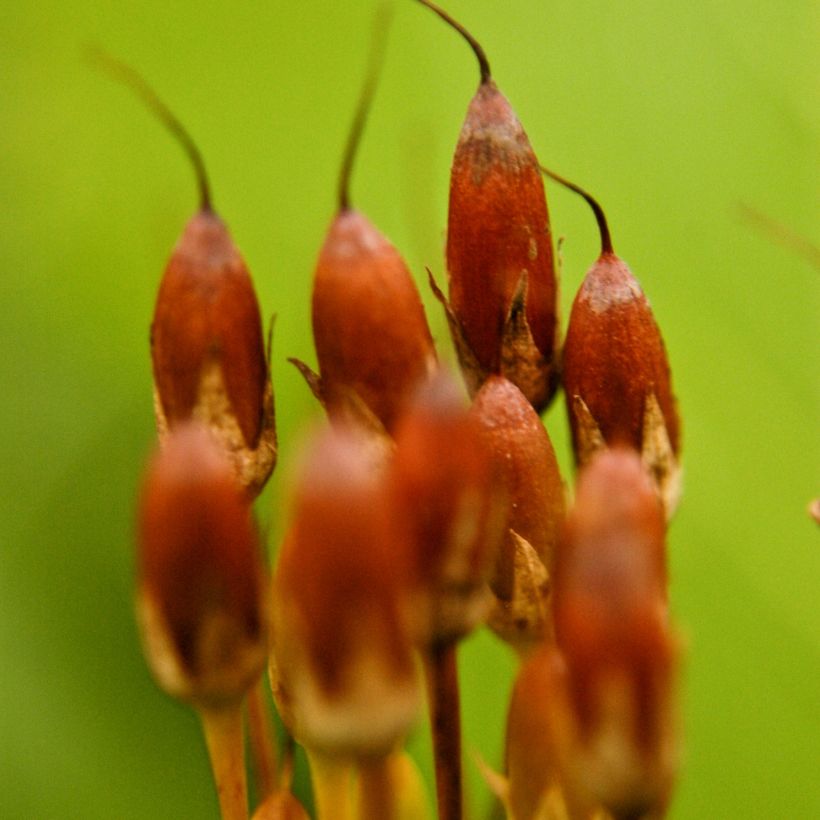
470, 375, 565, 651
549, 167, 680, 515
303, 11, 436, 435
552, 448, 678, 817
271, 424, 419, 759
390, 371, 507, 645
417, 0, 558, 410
97, 50, 276, 495
136, 423, 270, 709
152, 209, 276, 496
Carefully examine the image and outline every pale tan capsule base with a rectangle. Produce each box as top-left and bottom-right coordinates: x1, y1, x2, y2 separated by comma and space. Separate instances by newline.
563, 673, 678, 820
136, 588, 269, 710
271, 601, 420, 761
153, 358, 277, 498
573, 393, 682, 520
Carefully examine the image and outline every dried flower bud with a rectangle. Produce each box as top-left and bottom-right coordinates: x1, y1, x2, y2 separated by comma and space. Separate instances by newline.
470, 375, 565, 651
136, 423, 270, 709
390, 371, 508, 645
152, 210, 277, 497
311, 209, 437, 434
547, 168, 680, 516
418, 1, 558, 410
272, 424, 419, 759
552, 448, 677, 817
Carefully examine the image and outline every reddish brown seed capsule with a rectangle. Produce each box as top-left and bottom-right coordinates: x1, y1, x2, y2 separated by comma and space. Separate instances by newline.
552, 448, 677, 817
136, 423, 270, 709
304, 12, 436, 435
505, 646, 590, 820
390, 371, 508, 645
98, 51, 276, 495
470, 375, 565, 650
311, 210, 437, 434
272, 424, 419, 759
551, 168, 680, 514
151, 210, 272, 454
418, 0, 558, 410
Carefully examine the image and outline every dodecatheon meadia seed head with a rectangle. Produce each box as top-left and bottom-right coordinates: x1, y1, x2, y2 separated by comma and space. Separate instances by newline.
136, 422, 270, 710
552, 448, 679, 819
469, 375, 565, 654
271, 422, 420, 761
417, 0, 559, 412
93, 49, 276, 496
295, 7, 437, 437
390, 370, 508, 647
545, 167, 681, 517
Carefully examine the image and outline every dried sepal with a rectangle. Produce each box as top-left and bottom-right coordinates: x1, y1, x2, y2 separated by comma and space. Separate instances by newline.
486, 531, 551, 655
552, 448, 678, 817
641, 393, 682, 519
136, 423, 270, 709
390, 372, 508, 645
288, 356, 395, 459
271, 425, 419, 759
152, 211, 277, 497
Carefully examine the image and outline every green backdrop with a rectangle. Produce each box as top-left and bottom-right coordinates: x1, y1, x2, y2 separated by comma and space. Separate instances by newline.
1, 1, 817, 817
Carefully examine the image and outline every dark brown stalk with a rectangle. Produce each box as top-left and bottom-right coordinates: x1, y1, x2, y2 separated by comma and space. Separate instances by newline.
424, 642, 463, 820
540, 165, 613, 256
246, 680, 278, 802
337, 4, 394, 212
415, 0, 491, 84
87, 46, 212, 212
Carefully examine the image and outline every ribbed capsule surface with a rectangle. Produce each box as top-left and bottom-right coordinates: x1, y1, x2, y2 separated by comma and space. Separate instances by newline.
447, 81, 557, 406
311, 209, 436, 434
562, 252, 680, 460
136, 423, 269, 708
152, 210, 268, 447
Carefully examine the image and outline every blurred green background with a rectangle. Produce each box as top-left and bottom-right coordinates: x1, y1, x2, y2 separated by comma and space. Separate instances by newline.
1, 1, 817, 817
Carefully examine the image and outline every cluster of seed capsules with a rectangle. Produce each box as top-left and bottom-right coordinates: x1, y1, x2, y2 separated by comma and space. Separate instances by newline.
128, 2, 682, 819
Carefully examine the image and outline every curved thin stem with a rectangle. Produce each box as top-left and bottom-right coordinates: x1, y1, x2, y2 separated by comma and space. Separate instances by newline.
415, 0, 492, 85
540, 165, 614, 256
337, 4, 394, 212
87, 46, 212, 212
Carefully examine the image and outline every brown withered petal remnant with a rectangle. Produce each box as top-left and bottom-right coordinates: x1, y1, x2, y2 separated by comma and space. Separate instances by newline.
272, 424, 419, 759
152, 210, 277, 496
391, 371, 508, 645
311, 209, 437, 434
553, 448, 677, 818
136, 423, 270, 709
470, 375, 565, 651
417, 0, 558, 410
